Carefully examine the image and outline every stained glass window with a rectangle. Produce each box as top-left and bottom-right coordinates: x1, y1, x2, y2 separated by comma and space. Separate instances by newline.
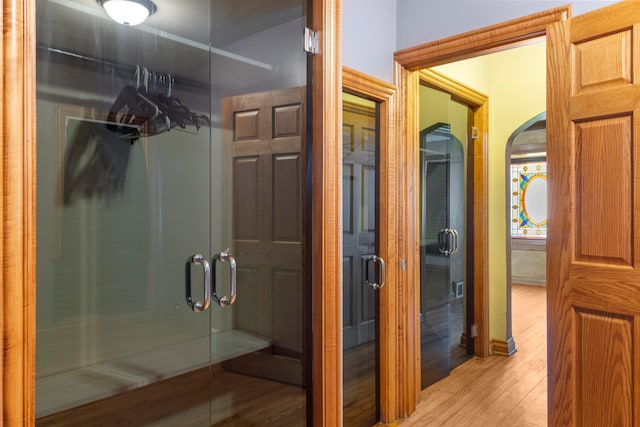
511, 161, 547, 238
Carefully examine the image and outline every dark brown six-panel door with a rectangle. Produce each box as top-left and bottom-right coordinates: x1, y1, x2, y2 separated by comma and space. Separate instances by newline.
342, 99, 377, 350
222, 87, 306, 384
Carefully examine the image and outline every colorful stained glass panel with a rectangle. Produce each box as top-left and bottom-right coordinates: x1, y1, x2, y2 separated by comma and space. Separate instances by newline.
511, 161, 547, 238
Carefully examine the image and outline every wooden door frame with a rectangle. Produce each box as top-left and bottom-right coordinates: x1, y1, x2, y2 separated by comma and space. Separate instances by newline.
2, 1, 38, 424
310, 0, 342, 425
2, 0, 343, 424
393, 5, 570, 412
342, 66, 398, 423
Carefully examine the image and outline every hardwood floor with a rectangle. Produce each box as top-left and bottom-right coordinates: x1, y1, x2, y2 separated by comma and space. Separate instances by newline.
36, 362, 308, 427
343, 341, 377, 427
36, 285, 545, 426
35, 341, 378, 426
401, 284, 547, 427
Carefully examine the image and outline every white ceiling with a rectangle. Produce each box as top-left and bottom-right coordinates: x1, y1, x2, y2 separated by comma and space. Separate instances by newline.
37, 0, 304, 90
46, 0, 303, 46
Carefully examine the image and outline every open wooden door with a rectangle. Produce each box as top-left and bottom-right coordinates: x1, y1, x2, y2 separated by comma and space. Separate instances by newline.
547, 2, 640, 425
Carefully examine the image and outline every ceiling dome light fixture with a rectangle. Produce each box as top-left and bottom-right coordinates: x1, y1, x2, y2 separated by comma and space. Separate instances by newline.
97, 0, 157, 26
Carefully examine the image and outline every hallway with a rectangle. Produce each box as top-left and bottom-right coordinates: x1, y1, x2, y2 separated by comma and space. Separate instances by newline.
401, 284, 547, 426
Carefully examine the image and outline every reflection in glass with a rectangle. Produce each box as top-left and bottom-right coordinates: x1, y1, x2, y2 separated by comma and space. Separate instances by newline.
35, 1, 308, 425
419, 84, 472, 390
342, 92, 379, 426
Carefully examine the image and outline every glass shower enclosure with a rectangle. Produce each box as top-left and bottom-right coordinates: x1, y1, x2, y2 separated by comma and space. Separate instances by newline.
35, 1, 309, 425
419, 84, 473, 389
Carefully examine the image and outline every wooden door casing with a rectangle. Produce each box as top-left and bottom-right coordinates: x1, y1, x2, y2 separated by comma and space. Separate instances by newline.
342, 100, 377, 350
395, 8, 570, 414
2, 1, 37, 425
310, 1, 343, 423
547, 2, 640, 425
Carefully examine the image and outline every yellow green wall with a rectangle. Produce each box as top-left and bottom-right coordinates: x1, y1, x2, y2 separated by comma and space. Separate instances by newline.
431, 41, 546, 342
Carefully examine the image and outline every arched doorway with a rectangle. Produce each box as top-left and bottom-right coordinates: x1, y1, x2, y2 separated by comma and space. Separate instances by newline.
505, 112, 547, 352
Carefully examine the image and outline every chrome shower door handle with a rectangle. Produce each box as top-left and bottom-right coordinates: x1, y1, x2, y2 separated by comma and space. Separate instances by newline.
365, 254, 386, 290
376, 255, 386, 289
212, 249, 237, 307
438, 228, 452, 256
185, 254, 211, 313
449, 228, 459, 255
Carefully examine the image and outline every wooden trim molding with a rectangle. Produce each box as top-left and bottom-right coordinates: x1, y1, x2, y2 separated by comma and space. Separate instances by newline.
471, 96, 490, 359
490, 338, 517, 356
2, 0, 37, 424
311, 0, 342, 425
418, 69, 487, 106
394, 5, 571, 416
343, 66, 398, 423
394, 60, 421, 416
394, 5, 571, 69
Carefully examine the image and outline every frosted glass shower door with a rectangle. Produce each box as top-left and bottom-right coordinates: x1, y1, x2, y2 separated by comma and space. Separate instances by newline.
35, 1, 310, 425
35, 0, 216, 424
341, 92, 383, 426
419, 84, 472, 389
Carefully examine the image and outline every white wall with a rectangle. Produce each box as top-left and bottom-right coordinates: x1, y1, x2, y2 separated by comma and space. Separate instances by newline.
342, 0, 615, 83
342, 1, 619, 84
342, 0, 397, 83
396, 0, 618, 51
512, 249, 546, 285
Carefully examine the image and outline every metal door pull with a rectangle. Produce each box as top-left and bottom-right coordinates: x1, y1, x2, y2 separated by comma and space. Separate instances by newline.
212, 249, 237, 307
185, 254, 211, 312
365, 254, 386, 290
438, 228, 459, 256
450, 228, 459, 255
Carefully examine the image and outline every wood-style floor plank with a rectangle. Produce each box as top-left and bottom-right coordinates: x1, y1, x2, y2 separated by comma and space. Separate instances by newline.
37, 285, 546, 426
401, 284, 547, 427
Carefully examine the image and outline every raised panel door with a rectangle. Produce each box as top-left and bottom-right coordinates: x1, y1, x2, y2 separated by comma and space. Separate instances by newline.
547, 2, 640, 425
